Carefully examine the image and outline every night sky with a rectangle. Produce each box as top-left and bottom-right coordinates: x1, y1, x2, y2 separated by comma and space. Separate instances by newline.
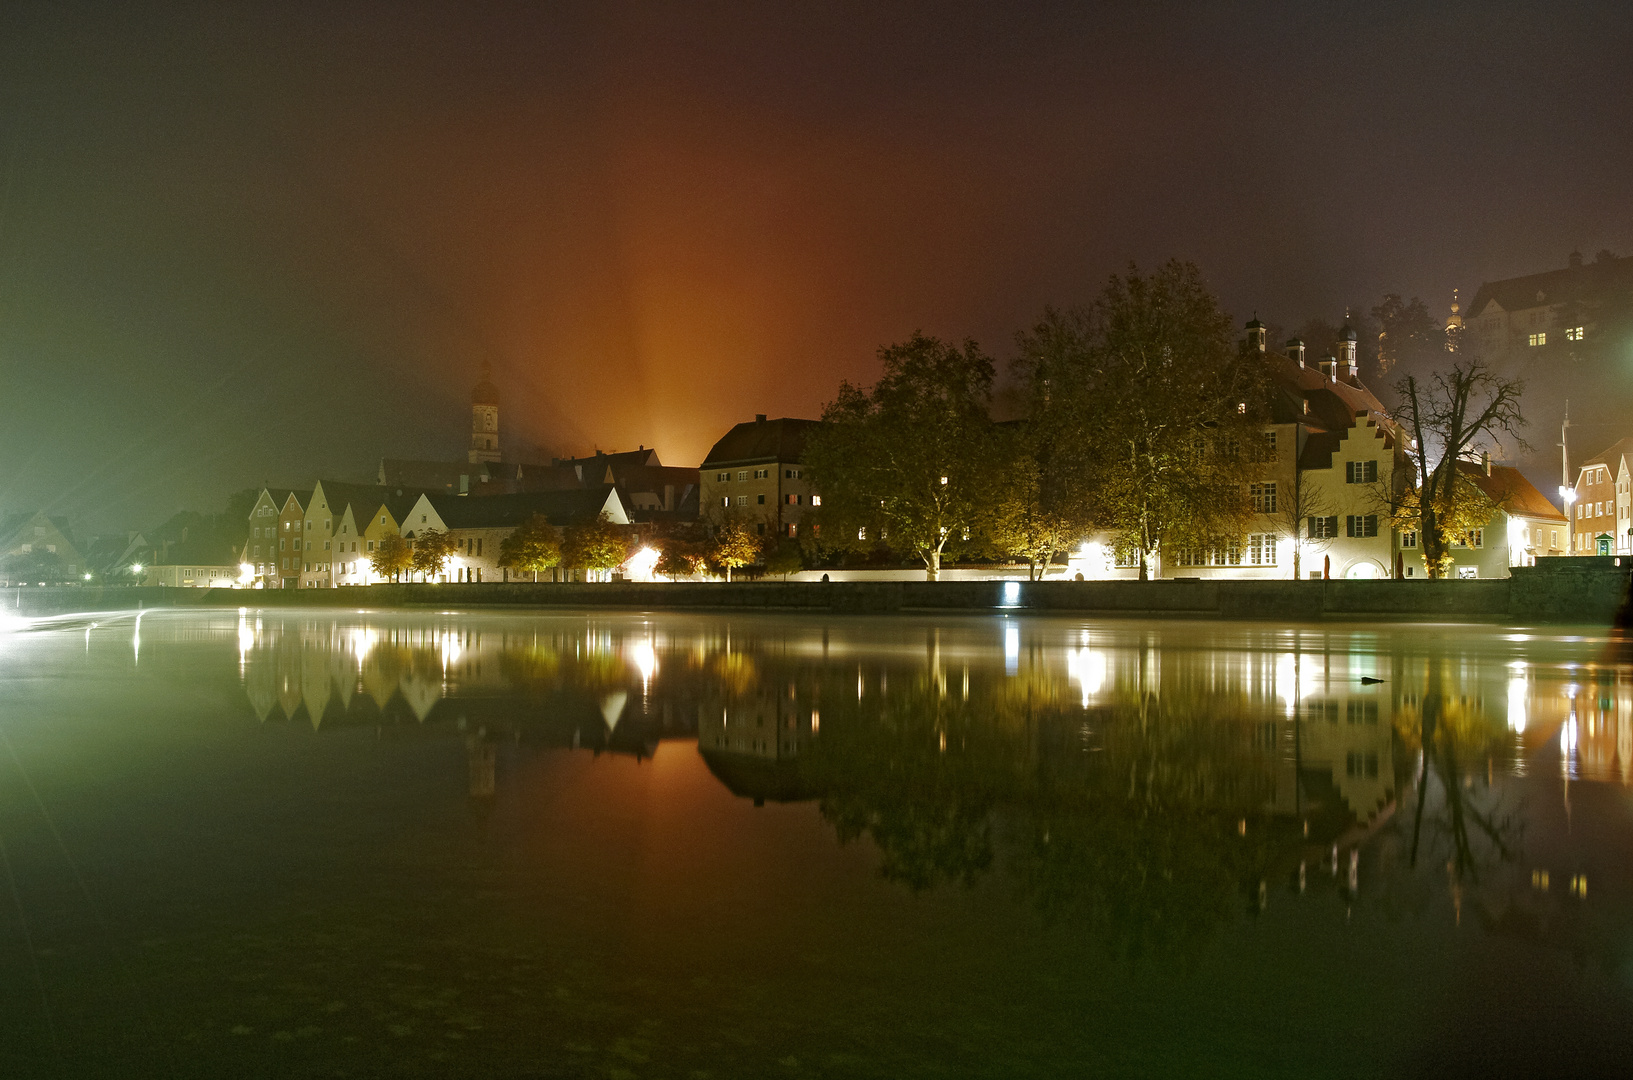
1, 1, 1629, 531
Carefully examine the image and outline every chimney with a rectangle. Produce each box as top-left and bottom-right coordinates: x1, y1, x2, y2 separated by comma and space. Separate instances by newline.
1244, 317, 1266, 354
1319, 355, 1337, 381
1286, 338, 1306, 367
1482, 451, 1492, 477
755, 413, 766, 423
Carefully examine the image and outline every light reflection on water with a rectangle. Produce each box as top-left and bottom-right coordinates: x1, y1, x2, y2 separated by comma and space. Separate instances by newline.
2, 608, 1632, 1076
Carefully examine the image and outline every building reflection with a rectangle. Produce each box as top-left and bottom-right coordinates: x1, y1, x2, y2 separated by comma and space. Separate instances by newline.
216, 612, 1631, 961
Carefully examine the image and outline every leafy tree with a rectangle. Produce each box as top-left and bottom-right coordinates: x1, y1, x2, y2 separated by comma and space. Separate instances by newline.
2, 549, 72, 585
370, 534, 413, 582
709, 518, 761, 581
762, 539, 805, 580
497, 513, 561, 581
561, 512, 631, 578
1392, 357, 1527, 577
655, 540, 707, 580
1016, 261, 1266, 579
411, 528, 457, 580
1371, 294, 1445, 375
990, 425, 1077, 579
804, 332, 1000, 581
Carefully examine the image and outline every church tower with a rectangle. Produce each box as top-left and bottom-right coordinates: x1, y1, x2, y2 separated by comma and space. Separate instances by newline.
469, 362, 501, 464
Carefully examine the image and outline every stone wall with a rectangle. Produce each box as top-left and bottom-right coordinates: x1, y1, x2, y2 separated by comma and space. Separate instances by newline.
5, 562, 1628, 624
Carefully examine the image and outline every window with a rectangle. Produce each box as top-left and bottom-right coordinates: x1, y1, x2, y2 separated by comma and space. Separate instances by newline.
1250, 482, 1277, 514
1457, 565, 1478, 578
1346, 700, 1379, 724
788, 523, 797, 537
785, 468, 802, 479
738, 471, 748, 481
1551, 530, 1559, 548
786, 494, 796, 504
1528, 332, 1546, 346
1401, 531, 1417, 548
1247, 533, 1277, 566
757, 494, 766, 505
1345, 460, 1378, 484
1262, 431, 1277, 456
1346, 751, 1380, 778
721, 497, 730, 508
1346, 515, 1378, 538
858, 527, 867, 541
736, 496, 748, 507
716, 472, 730, 482
754, 468, 769, 479
810, 496, 821, 507
1451, 529, 1483, 548
1566, 326, 1585, 341
1114, 545, 1139, 568
1309, 516, 1339, 539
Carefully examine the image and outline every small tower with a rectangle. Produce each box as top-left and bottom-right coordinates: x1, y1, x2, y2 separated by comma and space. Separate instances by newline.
469, 362, 501, 464
1285, 337, 1306, 367
1337, 324, 1359, 381
1244, 316, 1267, 354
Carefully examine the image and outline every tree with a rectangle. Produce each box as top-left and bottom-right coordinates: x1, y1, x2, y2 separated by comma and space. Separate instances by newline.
1392, 357, 1527, 578
496, 513, 561, 581
370, 534, 413, 582
1371, 294, 1445, 375
990, 425, 1077, 580
803, 332, 1000, 581
1016, 261, 1266, 579
561, 512, 631, 579
709, 518, 761, 581
1276, 463, 1337, 580
655, 539, 707, 580
2, 549, 72, 585
411, 528, 457, 581
763, 539, 804, 580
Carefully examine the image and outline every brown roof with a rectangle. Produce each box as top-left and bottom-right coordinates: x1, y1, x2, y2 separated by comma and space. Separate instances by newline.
1578, 437, 1633, 477
1457, 461, 1567, 522
1463, 252, 1633, 319
702, 417, 826, 466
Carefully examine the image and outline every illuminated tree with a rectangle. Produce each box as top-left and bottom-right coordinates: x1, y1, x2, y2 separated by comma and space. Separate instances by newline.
655, 540, 706, 581
497, 513, 561, 581
561, 512, 631, 579
990, 425, 1077, 580
709, 518, 761, 581
804, 332, 999, 580
1391, 357, 1526, 577
1016, 261, 1266, 579
410, 528, 457, 581
369, 534, 413, 582
1, 549, 72, 585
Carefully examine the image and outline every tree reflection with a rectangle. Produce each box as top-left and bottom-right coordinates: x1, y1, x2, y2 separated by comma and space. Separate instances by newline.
1399, 657, 1522, 886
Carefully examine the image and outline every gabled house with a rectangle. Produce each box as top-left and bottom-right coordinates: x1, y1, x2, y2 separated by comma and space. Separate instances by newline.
0, 511, 84, 584
274, 489, 311, 589
1443, 458, 1568, 577
242, 488, 294, 587
1569, 438, 1633, 556
402, 487, 633, 583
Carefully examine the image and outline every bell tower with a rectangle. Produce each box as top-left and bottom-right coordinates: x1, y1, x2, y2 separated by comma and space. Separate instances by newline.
469, 362, 501, 464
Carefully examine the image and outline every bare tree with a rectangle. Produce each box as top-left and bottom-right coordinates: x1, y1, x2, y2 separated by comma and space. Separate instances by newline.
1275, 464, 1336, 580
1392, 359, 1527, 578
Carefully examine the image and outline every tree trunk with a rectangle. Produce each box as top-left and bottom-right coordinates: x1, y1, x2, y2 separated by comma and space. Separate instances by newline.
725, 565, 732, 582
926, 547, 940, 582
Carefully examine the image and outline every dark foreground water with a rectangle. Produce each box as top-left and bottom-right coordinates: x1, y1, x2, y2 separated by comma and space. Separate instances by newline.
1, 608, 1630, 1079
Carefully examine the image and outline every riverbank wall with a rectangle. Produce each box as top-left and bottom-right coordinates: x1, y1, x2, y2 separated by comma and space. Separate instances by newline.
9, 558, 1630, 624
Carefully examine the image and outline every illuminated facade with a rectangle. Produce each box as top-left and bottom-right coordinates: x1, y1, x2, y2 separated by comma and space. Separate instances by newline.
699, 415, 825, 538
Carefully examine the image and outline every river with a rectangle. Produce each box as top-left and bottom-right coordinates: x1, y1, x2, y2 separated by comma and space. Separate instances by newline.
0, 608, 1629, 1077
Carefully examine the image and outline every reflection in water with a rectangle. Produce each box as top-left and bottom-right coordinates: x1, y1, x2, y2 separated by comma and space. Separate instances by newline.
210, 610, 1631, 963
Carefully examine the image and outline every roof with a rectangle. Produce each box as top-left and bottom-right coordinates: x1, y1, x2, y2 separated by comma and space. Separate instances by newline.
1297, 431, 1344, 471
1457, 461, 1567, 522
1463, 252, 1633, 318
702, 417, 826, 466
1578, 438, 1633, 478
423, 487, 627, 531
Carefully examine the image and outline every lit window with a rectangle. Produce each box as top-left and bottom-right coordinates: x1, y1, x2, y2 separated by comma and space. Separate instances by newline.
1566, 326, 1584, 341
1237, 402, 1246, 414
1528, 332, 1546, 346
811, 496, 821, 506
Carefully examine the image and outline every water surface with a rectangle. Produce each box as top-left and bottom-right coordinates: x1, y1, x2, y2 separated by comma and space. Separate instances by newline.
1, 608, 1630, 1078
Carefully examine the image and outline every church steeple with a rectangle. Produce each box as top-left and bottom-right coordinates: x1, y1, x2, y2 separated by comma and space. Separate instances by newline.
469, 362, 501, 464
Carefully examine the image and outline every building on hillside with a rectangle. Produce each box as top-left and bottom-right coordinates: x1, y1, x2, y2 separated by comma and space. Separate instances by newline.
401, 487, 634, 583
1461, 250, 1633, 368
1441, 458, 1569, 576
699, 415, 826, 539
540, 448, 700, 523
1569, 438, 1633, 555
0, 511, 84, 584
